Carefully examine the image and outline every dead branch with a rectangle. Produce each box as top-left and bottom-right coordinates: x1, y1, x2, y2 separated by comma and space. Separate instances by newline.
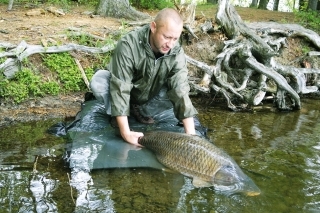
0, 40, 116, 79
72, 55, 91, 90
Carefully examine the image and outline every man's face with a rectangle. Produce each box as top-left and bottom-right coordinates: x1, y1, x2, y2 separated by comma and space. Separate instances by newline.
150, 20, 183, 54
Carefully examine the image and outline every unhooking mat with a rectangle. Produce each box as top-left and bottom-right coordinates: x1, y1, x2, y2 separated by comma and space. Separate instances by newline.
49, 96, 207, 171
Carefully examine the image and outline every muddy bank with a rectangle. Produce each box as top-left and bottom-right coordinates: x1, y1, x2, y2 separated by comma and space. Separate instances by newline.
0, 93, 84, 127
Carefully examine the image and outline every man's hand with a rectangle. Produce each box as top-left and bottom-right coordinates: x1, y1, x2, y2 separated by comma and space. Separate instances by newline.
116, 116, 144, 146
121, 130, 144, 146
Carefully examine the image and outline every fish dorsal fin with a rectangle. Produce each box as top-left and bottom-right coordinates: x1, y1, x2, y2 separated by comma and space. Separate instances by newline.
192, 178, 213, 188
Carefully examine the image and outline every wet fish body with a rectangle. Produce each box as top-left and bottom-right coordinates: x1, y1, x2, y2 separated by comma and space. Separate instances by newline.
138, 131, 260, 196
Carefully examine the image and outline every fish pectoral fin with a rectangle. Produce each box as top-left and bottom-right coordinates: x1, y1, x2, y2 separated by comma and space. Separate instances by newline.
192, 178, 213, 188
161, 167, 178, 174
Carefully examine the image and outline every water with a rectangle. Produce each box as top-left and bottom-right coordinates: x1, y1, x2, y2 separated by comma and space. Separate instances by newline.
1, 99, 320, 213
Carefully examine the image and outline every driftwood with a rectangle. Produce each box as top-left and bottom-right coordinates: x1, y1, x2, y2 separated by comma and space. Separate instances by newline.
0, 40, 116, 79
70, 52, 91, 90
1, 0, 320, 112
185, 0, 320, 111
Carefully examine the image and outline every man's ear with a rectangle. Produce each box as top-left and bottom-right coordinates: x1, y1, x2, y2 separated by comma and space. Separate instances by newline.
150, 21, 156, 33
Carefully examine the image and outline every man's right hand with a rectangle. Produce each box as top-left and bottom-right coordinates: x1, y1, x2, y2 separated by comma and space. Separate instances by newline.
121, 130, 144, 146
116, 116, 144, 146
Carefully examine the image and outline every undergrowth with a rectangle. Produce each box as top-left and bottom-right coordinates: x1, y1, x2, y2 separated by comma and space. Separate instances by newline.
294, 10, 320, 34
0, 52, 110, 103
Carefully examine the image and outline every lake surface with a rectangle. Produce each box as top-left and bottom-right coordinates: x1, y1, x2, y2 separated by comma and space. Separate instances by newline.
1, 99, 320, 213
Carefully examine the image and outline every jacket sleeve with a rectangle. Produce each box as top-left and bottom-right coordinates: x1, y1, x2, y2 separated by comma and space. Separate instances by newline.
166, 48, 198, 120
109, 40, 134, 116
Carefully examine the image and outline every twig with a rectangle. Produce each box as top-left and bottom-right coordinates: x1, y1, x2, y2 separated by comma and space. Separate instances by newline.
71, 54, 90, 90
67, 173, 76, 205
33, 155, 38, 172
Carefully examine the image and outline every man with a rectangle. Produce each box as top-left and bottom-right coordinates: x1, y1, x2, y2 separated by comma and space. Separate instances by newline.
90, 8, 198, 146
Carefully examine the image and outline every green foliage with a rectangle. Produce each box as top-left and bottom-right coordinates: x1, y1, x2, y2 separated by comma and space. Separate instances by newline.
43, 52, 86, 92
67, 34, 96, 47
15, 68, 44, 96
0, 50, 111, 104
130, 0, 174, 10
0, 68, 61, 103
0, 80, 29, 103
298, 0, 309, 11
47, 0, 71, 10
0, 57, 6, 64
40, 81, 61, 95
294, 10, 320, 34
84, 67, 95, 81
67, 33, 116, 48
66, 31, 120, 49
1, 0, 98, 7
93, 53, 112, 70
0, 69, 36, 103
0, 55, 105, 104
301, 46, 310, 55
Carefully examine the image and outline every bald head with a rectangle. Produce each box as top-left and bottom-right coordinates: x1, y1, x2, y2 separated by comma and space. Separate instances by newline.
154, 8, 183, 29
149, 8, 184, 54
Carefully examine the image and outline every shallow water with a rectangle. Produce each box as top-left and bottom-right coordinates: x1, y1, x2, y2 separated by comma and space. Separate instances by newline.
1, 99, 320, 213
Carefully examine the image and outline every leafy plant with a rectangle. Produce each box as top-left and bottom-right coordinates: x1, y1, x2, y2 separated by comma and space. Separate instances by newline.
43, 53, 97, 92
130, 0, 173, 10
294, 10, 320, 34
0, 81, 29, 103
0, 68, 53, 103
92, 53, 112, 70
301, 46, 310, 55
43, 52, 87, 92
67, 33, 96, 47
47, 0, 71, 11
40, 81, 60, 95
15, 68, 44, 96
66, 28, 123, 48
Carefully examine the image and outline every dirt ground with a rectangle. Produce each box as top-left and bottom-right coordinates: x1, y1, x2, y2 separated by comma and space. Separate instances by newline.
0, 4, 296, 45
0, 3, 296, 126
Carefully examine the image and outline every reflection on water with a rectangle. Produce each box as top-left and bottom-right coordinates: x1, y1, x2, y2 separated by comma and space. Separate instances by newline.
1, 100, 320, 212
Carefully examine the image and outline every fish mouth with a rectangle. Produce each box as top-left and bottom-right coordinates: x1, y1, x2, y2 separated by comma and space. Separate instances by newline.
246, 191, 261, 196
238, 180, 261, 196
238, 182, 261, 196
214, 181, 261, 197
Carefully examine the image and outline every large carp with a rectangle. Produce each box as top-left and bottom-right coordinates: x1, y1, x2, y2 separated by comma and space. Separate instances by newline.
138, 131, 260, 196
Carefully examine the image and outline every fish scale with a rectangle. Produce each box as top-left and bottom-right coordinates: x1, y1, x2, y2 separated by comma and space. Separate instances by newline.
139, 131, 229, 182
138, 130, 261, 196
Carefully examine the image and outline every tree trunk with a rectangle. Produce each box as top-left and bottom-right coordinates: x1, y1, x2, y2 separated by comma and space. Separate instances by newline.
308, 0, 318, 10
250, 0, 258, 8
7, 0, 14, 11
273, 0, 280, 11
258, 0, 269, 9
207, 0, 218, 4
96, 0, 150, 20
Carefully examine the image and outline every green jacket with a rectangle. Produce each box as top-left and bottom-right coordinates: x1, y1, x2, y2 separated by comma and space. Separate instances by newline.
108, 25, 198, 120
